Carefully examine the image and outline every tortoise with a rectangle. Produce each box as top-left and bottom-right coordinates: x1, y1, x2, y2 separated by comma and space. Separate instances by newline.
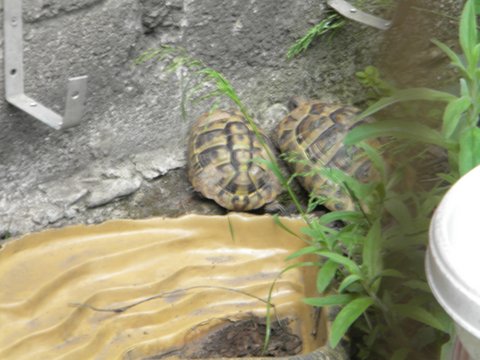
274, 99, 378, 212
188, 109, 282, 211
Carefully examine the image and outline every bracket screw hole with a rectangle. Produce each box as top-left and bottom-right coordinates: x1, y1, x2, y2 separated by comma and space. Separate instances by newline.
10, 69, 17, 76
71, 91, 80, 99
11, 17, 17, 26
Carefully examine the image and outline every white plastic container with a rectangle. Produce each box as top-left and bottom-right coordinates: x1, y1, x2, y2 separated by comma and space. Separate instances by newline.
427, 165, 480, 360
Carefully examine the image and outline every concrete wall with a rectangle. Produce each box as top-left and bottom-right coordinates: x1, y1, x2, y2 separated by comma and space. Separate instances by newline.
0, 0, 388, 236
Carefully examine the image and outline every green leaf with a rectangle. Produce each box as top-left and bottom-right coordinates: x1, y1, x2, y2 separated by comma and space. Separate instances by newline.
442, 96, 471, 139
369, 269, 405, 289
339, 274, 363, 292
384, 196, 412, 227
472, 43, 480, 72
357, 142, 387, 181
345, 120, 451, 149
403, 280, 433, 293
460, 78, 469, 97
301, 223, 337, 243
329, 297, 375, 348
318, 211, 365, 225
317, 260, 339, 293
316, 250, 361, 274
362, 218, 382, 282
378, 269, 405, 279
459, 0, 478, 65
315, 166, 375, 202
303, 294, 354, 307
393, 304, 450, 333
459, 127, 480, 175
431, 39, 467, 74
355, 88, 457, 121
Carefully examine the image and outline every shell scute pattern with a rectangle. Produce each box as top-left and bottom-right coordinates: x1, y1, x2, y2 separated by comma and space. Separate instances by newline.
188, 109, 282, 211
275, 100, 378, 211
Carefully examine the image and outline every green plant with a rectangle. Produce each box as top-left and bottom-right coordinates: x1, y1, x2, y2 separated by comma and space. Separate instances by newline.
277, 1, 480, 358
287, 11, 345, 59
287, 0, 393, 59
350, 0, 480, 178
277, 142, 451, 359
316, 0, 479, 356
356, 65, 395, 100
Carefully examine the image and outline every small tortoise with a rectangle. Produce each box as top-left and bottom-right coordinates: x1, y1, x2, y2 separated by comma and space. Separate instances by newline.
274, 99, 378, 212
188, 109, 282, 211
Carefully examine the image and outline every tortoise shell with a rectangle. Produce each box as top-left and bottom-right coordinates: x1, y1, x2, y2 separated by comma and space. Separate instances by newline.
274, 99, 378, 211
188, 109, 282, 211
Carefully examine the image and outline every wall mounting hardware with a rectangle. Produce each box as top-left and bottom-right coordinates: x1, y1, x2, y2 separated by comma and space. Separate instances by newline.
4, 0, 88, 130
327, 0, 392, 31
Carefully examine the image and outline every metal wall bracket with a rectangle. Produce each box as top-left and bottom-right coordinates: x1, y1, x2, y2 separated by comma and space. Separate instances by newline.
327, 0, 392, 31
4, 0, 88, 130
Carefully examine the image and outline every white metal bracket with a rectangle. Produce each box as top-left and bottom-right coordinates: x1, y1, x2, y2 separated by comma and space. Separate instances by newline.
327, 0, 392, 31
4, 0, 88, 130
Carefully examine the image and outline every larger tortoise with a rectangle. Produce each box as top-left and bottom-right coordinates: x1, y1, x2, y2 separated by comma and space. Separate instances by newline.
188, 109, 282, 211
274, 99, 378, 212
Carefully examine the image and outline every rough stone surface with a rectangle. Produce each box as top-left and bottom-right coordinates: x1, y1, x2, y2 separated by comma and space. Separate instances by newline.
132, 149, 185, 180
22, 0, 104, 21
0, 0, 459, 237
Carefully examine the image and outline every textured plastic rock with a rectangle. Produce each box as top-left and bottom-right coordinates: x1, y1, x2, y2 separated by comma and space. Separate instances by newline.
0, 214, 336, 359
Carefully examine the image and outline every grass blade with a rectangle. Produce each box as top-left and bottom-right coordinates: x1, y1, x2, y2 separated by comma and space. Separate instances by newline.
345, 120, 451, 149
318, 210, 364, 225
287, 13, 345, 58
393, 304, 450, 333
227, 215, 235, 242
357, 142, 387, 181
285, 246, 320, 260
403, 280, 433, 293
273, 214, 304, 241
355, 88, 457, 121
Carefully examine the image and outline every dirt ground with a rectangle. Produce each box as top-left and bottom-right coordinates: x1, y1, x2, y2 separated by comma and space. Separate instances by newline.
147, 316, 303, 359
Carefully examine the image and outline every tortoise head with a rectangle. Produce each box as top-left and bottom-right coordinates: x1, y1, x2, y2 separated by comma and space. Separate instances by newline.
287, 96, 309, 111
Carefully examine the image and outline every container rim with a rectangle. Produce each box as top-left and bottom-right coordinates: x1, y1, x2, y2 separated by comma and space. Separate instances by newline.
427, 165, 480, 339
